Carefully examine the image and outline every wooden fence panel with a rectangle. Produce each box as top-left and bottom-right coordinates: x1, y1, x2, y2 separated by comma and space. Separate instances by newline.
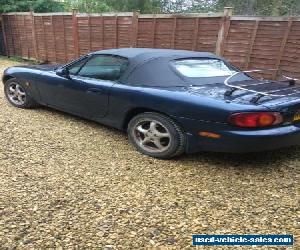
52, 15, 67, 63
3, 15, 14, 56
249, 21, 288, 79
0, 18, 4, 55
35, 16, 47, 61
174, 18, 195, 50
137, 18, 156, 48
63, 15, 76, 61
117, 16, 133, 48
223, 18, 300, 79
197, 17, 220, 52
280, 21, 300, 79
153, 18, 174, 48
1, 10, 300, 80
223, 20, 255, 69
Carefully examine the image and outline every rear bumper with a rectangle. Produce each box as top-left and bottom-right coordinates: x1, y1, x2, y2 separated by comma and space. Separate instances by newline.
185, 123, 300, 154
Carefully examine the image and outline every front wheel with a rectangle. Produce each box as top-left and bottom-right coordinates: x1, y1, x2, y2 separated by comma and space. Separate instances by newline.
127, 112, 186, 159
4, 78, 37, 108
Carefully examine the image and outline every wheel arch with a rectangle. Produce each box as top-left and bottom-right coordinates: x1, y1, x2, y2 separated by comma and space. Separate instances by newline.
122, 107, 185, 132
2, 74, 15, 84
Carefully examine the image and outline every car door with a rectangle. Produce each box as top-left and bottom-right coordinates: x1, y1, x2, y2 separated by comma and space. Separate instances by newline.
38, 55, 128, 119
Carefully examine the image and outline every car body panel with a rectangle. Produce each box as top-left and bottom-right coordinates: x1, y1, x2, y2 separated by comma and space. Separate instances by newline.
34, 71, 112, 118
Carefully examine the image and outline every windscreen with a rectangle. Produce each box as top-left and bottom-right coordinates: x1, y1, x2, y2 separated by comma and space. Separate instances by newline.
172, 58, 238, 78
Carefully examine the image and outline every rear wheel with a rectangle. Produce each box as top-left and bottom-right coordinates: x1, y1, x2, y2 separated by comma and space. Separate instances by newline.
127, 112, 186, 159
4, 78, 37, 108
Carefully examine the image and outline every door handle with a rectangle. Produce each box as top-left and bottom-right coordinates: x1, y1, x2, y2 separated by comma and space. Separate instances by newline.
87, 88, 103, 94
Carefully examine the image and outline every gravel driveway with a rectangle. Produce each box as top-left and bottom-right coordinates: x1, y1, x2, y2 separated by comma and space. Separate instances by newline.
0, 57, 299, 249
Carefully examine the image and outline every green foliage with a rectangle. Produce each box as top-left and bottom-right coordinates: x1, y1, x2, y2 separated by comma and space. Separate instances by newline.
202, 0, 300, 16
65, 0, 111, 13
103, 0, 160, 13
0, 0, 65, 13
0, 0, 299, 15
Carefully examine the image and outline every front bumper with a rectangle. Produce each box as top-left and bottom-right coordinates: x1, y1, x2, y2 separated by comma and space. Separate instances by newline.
183, 120, 300, 153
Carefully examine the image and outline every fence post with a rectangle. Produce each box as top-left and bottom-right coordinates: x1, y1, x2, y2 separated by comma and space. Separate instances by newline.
30, 11, 38, 61
215, 7, 233, 56
72, 9, 79, 57
1, 15, 9, 56
131, 11, 139, 47
244, 20, 259, 70
115, 14, 118, 48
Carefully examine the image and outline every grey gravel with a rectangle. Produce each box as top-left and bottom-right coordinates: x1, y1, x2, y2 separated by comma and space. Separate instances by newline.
0, 58, 299, 249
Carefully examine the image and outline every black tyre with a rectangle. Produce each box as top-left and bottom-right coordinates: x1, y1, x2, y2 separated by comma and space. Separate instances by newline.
127, 112, 186, 159
4, 78, 38, 108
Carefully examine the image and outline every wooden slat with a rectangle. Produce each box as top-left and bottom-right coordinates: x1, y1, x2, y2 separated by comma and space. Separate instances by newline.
192, 18, 200, 50
244, 20, 259, 69
41, 16, 48, 61
72, 10, 79, 57
1, 15, 9, 56
8, 16, 15, 56
152, 18, 156, 48
61, 15, 67, 61
139, 13, 224, 18
272, 19, 293, 79
171, 17, 177, 48
88, 14, 92, 52
115, 15, 118, 48
101, 16, 104, 49
14, 14, 22, 56
51, 15, 57, 62
22, 14, 29, 58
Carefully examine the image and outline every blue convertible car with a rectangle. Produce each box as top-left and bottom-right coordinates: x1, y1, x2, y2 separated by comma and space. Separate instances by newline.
3, 48, 300, 158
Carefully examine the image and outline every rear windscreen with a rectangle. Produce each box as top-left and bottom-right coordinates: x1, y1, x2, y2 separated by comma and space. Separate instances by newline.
172, 59, 237, 78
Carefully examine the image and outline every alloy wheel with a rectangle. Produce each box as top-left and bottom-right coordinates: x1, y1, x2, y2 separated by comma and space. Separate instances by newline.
6, 82, 26, 106
133, 119, 172, 153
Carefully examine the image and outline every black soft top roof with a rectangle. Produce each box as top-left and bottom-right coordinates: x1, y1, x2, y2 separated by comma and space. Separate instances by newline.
92, 48, 241, 87
93, 48, 219, 60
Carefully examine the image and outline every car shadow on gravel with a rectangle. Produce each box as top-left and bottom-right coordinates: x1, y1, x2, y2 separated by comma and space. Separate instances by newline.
35, 106, 300, 170
180, 146, 300, 170
39, 106, 125, 133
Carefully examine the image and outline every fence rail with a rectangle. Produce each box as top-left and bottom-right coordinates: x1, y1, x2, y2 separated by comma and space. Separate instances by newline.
1, 8, 300, 79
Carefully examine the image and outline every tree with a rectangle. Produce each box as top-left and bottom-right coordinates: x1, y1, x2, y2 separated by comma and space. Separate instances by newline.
65, 0, 111, 13
211, 0, 300, 15
0, 0, 66, 13
103, 0, 163, 13
1, 0, 300, 15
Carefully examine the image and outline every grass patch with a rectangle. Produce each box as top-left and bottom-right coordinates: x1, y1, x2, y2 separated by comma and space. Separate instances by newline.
0, 55, 39, 64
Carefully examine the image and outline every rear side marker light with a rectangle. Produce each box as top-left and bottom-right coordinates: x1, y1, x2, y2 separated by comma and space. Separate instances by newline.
199, 131, 221, 139
229, 112, 283, 128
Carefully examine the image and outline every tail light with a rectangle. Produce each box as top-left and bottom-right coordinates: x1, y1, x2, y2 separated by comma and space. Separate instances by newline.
229, 112, 283, 128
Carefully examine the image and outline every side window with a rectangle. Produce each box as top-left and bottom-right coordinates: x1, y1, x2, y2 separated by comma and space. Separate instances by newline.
68, 58, 88, 75
77, 55, 128, 80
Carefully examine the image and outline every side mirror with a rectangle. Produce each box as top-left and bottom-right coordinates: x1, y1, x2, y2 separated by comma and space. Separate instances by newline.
56, 67, 70, 78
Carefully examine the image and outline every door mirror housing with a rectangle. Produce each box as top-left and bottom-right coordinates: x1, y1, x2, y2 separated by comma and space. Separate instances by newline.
56, 67, 70, 78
